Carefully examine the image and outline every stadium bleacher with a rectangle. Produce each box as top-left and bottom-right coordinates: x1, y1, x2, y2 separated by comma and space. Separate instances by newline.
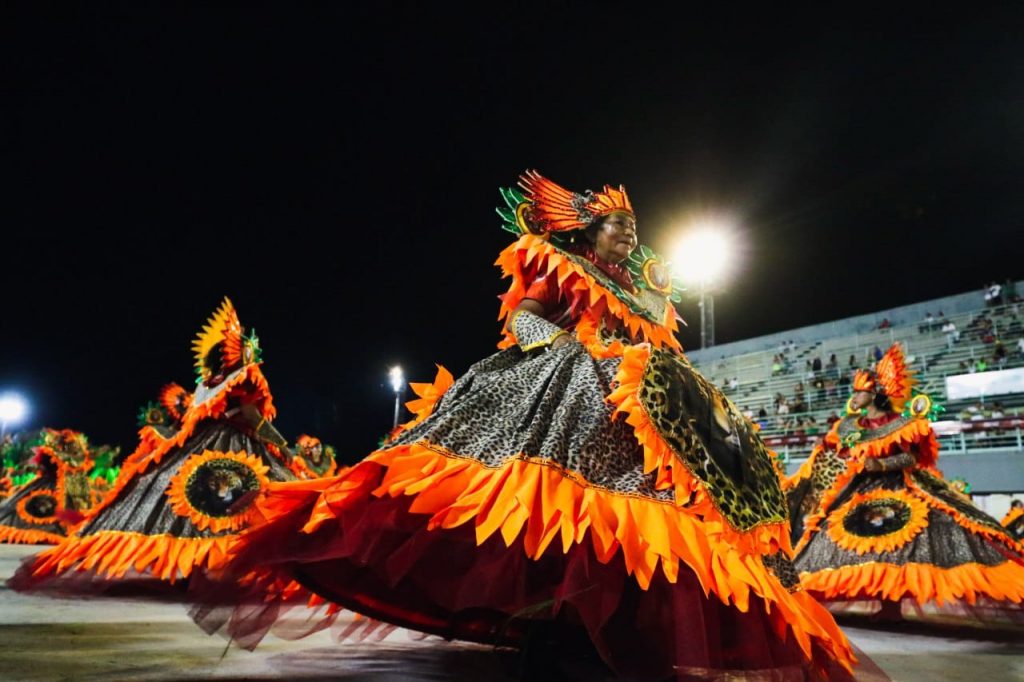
684, 288, 1024, 509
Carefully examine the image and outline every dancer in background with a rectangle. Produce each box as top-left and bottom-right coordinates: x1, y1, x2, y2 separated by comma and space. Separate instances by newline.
288, 435, 337, 479
794, 343, 1024, 620
11, 298, 295, 592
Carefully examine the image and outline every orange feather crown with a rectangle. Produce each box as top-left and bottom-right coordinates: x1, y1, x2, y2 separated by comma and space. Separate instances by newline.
158, 383, 192, 421
517, 169, 633, 234
852, 343, 916, 412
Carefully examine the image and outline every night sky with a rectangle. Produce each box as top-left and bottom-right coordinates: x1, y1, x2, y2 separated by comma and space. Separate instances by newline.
3, 5, 1022, 461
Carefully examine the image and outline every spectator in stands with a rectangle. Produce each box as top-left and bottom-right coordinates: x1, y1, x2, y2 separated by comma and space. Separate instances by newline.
994, 341, 1008, 369
981, 321, 996, 344
781, 354, 793, 375
958, 360, 970, 374
811, 356, 822, 374
776, 398, 790, 416
985, 281, 1002, 307
812, 377, 825, 404
975, 357, 988, 373
771, 355, 783, 376
826, 411, 840, 427
877, 318, 891, 330
873, 345, 883, 362
728, 376, 739, 391
804, 416, 820, 437
920, 311, 935, 333
1016, 335, 1024, 359
990, 401, 1005, 419
942, 319, 959, 348
827, 354, 838, 379
963, 401, 982, 419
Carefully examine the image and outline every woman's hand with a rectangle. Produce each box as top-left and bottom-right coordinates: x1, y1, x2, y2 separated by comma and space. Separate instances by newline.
551, 332, 574, 349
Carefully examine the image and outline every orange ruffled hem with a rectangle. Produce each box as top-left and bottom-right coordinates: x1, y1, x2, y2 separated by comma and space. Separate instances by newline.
28, 530, 236, 583
266, 442, 853, 671
801, 560, 1024, 606
494, 234, 682, 352
0, 525, 65, 545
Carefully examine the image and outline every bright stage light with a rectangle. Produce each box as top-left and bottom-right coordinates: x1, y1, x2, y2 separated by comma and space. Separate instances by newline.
0, 392, 29, 429
671, 227, 733, 285
388, 366, 405, 393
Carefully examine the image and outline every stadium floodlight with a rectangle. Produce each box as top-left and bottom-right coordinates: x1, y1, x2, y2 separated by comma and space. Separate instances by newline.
388, 366, 405, 429
0, 392, 30, 439
671, 224, 735, 349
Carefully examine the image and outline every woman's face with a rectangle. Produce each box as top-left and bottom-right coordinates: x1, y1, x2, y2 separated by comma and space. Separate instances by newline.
592, 211, 637, 264
850, 390, 873, 410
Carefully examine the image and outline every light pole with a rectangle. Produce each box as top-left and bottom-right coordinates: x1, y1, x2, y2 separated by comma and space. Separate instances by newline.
698, 279, 715, 349
388, 366, 404, 430
672, 226, 732, 350
0, 392, 30, 440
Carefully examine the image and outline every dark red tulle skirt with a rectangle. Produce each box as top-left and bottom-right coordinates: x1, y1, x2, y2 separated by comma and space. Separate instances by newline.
189, 490, 853, 681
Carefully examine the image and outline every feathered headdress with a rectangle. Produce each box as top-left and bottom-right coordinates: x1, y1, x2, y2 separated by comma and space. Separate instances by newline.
853, 343, 916, 413
516, 169, 633, 234
296, 434, 322, 450
158, 383, 192, 421
192, 297, 261, 381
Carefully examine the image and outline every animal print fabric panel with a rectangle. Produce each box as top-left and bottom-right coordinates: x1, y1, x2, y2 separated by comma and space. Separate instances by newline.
636, 349, 788, 531
510, 310, 568, 350
392, 343, 674, 502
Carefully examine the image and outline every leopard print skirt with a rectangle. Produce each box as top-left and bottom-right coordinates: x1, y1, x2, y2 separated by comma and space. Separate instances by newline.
392, 342, 787, 530
392, 343, 669, 499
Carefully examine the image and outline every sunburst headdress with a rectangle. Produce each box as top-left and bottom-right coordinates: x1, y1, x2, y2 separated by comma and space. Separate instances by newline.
192, 297, 262, 382
514, 170, 633, 235
852, 343, 916, 413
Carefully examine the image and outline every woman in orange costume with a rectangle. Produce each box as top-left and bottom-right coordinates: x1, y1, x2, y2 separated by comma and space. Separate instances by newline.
288, 435, 337, 480
10, 298, 296, 592
188, 172, 854, 680
793, 343, 1024, 619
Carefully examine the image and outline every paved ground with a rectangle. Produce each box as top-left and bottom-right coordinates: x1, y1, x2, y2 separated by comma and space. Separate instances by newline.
0, 545, 1021, 681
